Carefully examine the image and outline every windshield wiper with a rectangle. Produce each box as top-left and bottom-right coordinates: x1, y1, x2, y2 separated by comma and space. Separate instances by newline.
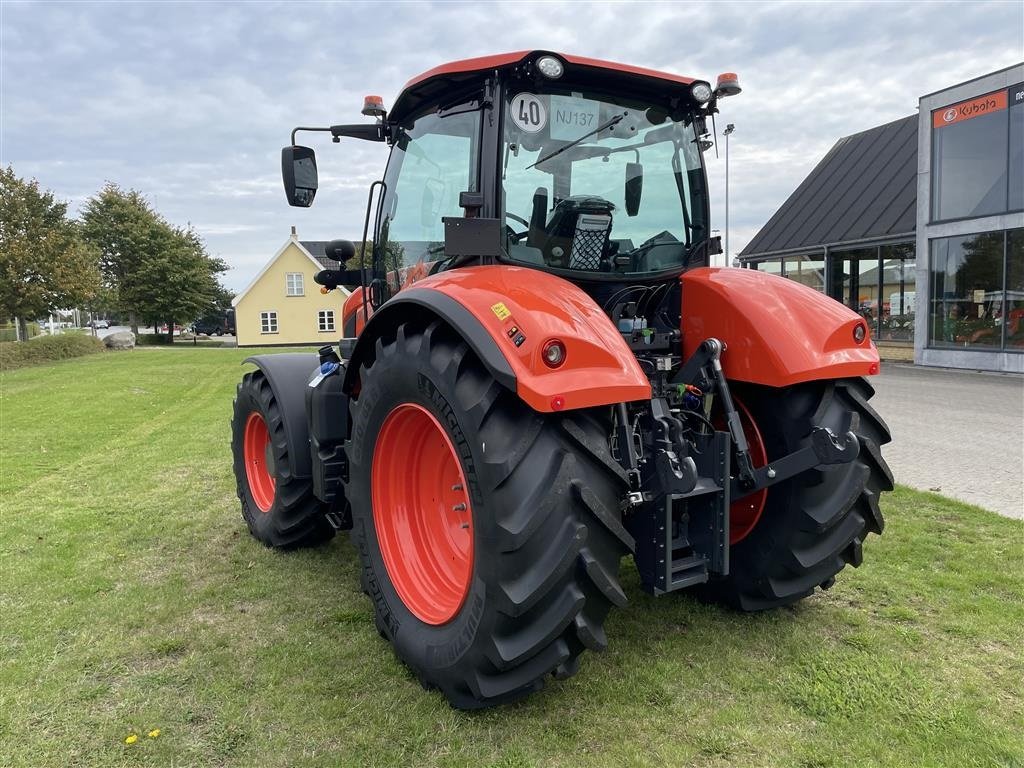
527, 113, 625, 170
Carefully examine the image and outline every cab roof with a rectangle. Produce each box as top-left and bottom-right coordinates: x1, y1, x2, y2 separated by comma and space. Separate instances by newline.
390, 50, 699, 122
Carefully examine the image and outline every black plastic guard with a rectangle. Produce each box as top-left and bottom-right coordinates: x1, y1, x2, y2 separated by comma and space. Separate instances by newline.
243, 354, 318, 479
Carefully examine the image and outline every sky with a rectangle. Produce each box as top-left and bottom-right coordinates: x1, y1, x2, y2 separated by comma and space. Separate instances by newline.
2, 1, 1022, 293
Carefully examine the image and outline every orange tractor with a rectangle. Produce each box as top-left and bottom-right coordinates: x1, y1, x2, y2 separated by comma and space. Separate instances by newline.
231, 51, 893, 709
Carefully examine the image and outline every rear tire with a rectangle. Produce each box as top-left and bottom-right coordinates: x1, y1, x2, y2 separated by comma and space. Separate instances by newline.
347, 321, 633, 709
231, 370, 335, 548
698, 377, 893, 610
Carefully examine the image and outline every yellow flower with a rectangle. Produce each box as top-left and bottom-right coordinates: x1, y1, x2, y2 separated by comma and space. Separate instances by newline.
148, 729, 161, 739
125, 734, 138, 744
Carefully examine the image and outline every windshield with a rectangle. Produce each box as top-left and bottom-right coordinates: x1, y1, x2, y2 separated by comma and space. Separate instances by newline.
501, 89, 706, 278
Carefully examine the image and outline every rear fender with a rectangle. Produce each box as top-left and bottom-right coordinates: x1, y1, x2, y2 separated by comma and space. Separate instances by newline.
343, 265, 651, 412
680, 268, 879, 387
243, 354, 318, 477
342, 288, 372, 337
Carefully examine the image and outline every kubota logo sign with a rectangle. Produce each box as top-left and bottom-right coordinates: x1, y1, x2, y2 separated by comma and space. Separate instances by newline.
933, 89, 1007, 128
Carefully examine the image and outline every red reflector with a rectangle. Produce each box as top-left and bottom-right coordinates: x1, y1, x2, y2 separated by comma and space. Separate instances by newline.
868, 362, 880, 375
550, 395, 566, 411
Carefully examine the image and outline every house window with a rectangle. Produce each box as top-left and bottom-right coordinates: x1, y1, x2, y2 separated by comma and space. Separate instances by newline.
286, 272, 304, 296
260, 311, 278, 334
318, 310, 335, 333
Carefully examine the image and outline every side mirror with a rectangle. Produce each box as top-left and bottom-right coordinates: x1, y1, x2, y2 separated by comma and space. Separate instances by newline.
281, 146, 318, 207
625, 161, 643, 217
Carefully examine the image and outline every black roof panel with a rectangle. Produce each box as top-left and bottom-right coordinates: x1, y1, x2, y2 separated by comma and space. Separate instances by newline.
741, 115, 918, 257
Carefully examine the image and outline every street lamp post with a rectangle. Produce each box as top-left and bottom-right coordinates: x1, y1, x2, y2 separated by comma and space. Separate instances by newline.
723, 124, 735, 266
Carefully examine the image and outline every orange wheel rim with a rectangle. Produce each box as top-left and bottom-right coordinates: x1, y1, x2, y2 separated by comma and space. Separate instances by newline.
243, 412, 275, 513
371, 403, 474, 625
717, 397, 768, 544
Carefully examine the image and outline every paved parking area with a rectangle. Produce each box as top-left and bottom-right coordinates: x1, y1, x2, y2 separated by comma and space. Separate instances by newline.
870, 363, 1023, 519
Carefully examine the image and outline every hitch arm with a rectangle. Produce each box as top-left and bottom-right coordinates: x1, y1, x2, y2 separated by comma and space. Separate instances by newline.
675, 338, 757, 490
731, 413, 861, 500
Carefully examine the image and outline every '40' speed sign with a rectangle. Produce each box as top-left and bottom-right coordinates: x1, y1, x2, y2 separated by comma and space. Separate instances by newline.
510, 93, 546, 133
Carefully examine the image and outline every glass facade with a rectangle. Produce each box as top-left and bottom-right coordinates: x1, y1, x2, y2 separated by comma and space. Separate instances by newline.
878, 243, 916, 343
931, 82, 1024, 222
928, 228, 1024, 351
748, 240, 916, 343
783, 255, 825, 292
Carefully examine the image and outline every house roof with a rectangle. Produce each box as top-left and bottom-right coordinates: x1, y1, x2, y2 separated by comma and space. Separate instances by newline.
740, 115, 918, 259
231, 237, 350, 307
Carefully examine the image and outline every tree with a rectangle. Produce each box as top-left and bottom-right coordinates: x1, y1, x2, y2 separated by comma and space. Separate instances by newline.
0, 167, 100, 340
80, 183, 164, 334
80, 184, 227, 342
131, 224, 226, 343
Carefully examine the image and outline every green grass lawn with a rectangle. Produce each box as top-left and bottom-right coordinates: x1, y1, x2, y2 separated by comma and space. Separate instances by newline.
1, 349, 1022, 767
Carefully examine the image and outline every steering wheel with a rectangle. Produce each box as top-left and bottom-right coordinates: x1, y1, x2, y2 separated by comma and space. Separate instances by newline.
506, 212, 530, 242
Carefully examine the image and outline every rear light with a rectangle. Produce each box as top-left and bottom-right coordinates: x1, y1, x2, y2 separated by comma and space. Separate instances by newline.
853, 323, 867, 344
869, 362, 880, 375
542, 339, 566, 368
550, 395, 566, 411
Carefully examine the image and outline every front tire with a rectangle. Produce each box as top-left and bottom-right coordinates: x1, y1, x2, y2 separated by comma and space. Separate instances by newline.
347, 321, 633, 709
700, 377, 893, 610
231, 369, 335, 548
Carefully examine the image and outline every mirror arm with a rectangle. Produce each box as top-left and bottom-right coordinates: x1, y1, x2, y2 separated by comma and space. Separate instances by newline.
330, 123, 386, 142
289, 124, 386, 145
290, 126, 332, 145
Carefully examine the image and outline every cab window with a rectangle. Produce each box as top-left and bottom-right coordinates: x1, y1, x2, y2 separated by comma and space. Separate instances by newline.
377, 108, 481, 281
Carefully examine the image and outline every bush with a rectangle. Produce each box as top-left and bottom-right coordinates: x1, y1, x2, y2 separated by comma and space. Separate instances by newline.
0, 334, 105, 371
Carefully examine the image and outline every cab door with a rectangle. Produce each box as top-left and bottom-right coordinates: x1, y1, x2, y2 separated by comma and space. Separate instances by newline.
371, 102, 484, 306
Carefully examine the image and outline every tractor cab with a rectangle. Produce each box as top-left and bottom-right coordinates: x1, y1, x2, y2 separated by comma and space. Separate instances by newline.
283, 51, 735, 308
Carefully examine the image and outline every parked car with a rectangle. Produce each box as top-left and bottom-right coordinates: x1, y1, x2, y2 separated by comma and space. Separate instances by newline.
191, 319, 224, 336
93, 319, 109, 329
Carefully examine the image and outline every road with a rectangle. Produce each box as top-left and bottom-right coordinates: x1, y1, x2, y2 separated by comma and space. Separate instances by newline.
870, 363, 1023, 519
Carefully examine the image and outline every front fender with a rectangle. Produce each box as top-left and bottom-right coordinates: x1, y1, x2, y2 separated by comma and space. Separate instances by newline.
681, 267, 880, 387
346, 265, 651, 412
243, 353, 318, 477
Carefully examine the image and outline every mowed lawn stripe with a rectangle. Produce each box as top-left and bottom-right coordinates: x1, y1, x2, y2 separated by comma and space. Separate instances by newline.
0, 348, 1022, 767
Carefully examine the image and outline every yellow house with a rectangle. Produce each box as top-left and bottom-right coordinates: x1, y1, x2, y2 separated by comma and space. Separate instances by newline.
233, 229, 352, 347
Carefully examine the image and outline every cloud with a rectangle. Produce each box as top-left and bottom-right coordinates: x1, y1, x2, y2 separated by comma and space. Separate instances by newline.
2, 1, 1021, 289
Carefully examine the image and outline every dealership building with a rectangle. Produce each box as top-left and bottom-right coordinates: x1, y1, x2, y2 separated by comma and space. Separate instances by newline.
739, 63, 1023, 373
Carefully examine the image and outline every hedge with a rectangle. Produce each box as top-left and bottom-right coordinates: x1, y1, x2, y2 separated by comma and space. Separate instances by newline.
0, 334, 106, 371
